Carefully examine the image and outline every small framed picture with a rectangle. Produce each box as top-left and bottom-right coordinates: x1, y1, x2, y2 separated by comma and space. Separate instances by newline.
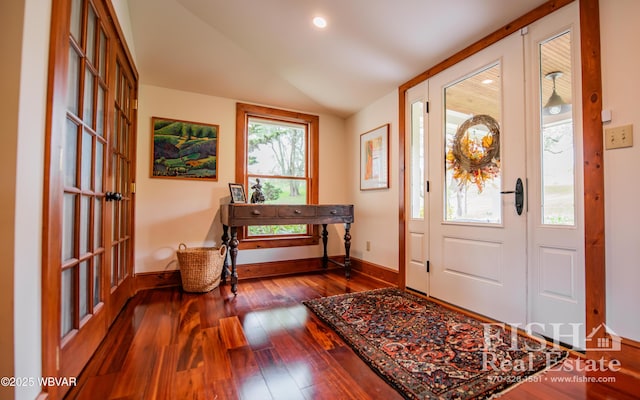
229, 183, 246, 203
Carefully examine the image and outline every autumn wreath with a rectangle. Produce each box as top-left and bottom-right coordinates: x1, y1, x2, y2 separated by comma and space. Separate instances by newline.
446, 114, 500, 192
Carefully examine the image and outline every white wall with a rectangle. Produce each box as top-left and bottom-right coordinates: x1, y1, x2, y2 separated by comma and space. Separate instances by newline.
111, 0, 137, 63
600, 0, 640, 342
0, 0, 50, 399
135, 84, 348, 273
345, 89, 399, 270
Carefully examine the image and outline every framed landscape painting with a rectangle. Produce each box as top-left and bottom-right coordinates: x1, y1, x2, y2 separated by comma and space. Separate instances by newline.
151, 117, 219, 180
360, 124, 390, 190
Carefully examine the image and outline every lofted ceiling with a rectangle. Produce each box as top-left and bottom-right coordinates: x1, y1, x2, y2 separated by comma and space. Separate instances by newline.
126, 0, 552, 118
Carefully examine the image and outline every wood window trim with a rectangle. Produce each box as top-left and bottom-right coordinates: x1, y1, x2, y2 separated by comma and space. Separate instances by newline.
235, 103, 319, 250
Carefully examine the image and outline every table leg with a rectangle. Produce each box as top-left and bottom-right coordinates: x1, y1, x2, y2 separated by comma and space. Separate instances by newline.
229, 227, 239, 295
344, 222, 351, 279
221, 225, 230, 284
321, 224, 328, 269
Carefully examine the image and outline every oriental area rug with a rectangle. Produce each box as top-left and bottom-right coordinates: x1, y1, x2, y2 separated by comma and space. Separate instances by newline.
303, 288, 567, 400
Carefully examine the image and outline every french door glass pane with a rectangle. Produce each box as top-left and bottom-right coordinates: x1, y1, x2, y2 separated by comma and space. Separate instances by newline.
62, 194, 76, 261
81, 130, 93, 190
539, 31, 575, 225
99, 30, 107, 79
120, 241, 127, 281
86, 6, 96, 65
111, 246, 118, 287
444, 64, 502, 223
79, 260, 89, 318
94, 198, 102, 249
410, 100, 425, 219
93, 255, 101, 306
83, 66, 94, 126
97, 85, 105, 136
79, 195, 90, 254
64, 119, 78, 188
95, 140, 103, 192
61, 267, 74, 336
67, 48, 80, 115
69, 0, 82, 43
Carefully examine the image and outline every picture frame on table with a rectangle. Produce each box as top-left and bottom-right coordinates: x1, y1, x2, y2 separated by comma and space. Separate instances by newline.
229, 183, 247, 203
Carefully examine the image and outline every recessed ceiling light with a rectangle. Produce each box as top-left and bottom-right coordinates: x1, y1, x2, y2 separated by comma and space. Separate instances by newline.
482, 79, 494, 84
313, 16, 327, 29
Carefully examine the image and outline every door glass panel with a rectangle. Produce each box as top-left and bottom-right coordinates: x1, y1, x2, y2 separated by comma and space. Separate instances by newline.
94, 198, 102, 249
81, 130, 93, 190
69, 0, 82, 43
120, 158, 126, 194
96, 85, 105, 136
95, 140, 103, 192
79, 195, 90, 255
79, 260, 89, 318
61, 267, 74, 337
112, 113, 118, 150
99, 30, 107, 79
111, 246, 118, 286
112, 153, 117, 196
410, 100, 425, 219
444, 64, 502, 223
86, 6, 96, 65
539, 31, 575, 225
62, 194, 76, 261
120, 241, 127, 281
67, 48, 80, 115
64, 119, 78, 188
83, 67, 94, 127
93, 255, 101, 306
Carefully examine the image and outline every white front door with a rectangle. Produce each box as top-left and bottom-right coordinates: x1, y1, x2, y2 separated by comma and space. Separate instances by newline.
428, 32, 528, 324
405, 3, 585, 349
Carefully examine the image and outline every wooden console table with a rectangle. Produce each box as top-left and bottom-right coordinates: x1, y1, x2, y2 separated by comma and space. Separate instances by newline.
220, 204, 354, 294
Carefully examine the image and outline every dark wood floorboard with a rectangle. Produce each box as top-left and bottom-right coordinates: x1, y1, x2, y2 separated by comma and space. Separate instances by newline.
65, 270, 640, 399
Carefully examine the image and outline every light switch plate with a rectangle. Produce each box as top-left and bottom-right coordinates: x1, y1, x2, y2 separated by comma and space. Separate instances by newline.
605, 124, 633, 150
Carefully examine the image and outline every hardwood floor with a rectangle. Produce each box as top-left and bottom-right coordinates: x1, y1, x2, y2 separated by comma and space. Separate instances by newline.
66, 270, 639, 399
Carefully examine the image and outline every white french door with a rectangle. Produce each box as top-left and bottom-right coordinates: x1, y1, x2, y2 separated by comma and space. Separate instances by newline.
404, 3, 584, 348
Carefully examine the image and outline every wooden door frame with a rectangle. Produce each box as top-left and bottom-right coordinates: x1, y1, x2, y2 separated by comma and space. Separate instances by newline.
41, 0, 138, 398
398, 0, 623, 363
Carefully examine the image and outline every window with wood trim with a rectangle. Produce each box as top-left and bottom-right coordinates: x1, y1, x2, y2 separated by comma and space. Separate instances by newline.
235, 103, 319, 249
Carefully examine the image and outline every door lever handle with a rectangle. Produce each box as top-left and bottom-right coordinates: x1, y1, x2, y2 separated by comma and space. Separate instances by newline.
500, 178, 524, 215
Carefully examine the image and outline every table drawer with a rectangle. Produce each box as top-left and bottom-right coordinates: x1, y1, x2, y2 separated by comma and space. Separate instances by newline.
231, 205, 278, 219
316, 205, 352, 217
278, 206, 316, 218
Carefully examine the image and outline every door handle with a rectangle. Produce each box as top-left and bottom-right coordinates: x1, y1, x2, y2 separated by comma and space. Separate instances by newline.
500, 178, 524, 215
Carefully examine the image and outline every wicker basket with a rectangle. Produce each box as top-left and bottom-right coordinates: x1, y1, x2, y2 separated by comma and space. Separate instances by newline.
176, 243, 227, 293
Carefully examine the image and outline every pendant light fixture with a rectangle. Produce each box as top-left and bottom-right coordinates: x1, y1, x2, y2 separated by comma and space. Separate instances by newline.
543, 71, 571, 115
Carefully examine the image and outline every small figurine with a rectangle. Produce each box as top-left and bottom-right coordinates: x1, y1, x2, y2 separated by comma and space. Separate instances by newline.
250, 178, 265, 203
